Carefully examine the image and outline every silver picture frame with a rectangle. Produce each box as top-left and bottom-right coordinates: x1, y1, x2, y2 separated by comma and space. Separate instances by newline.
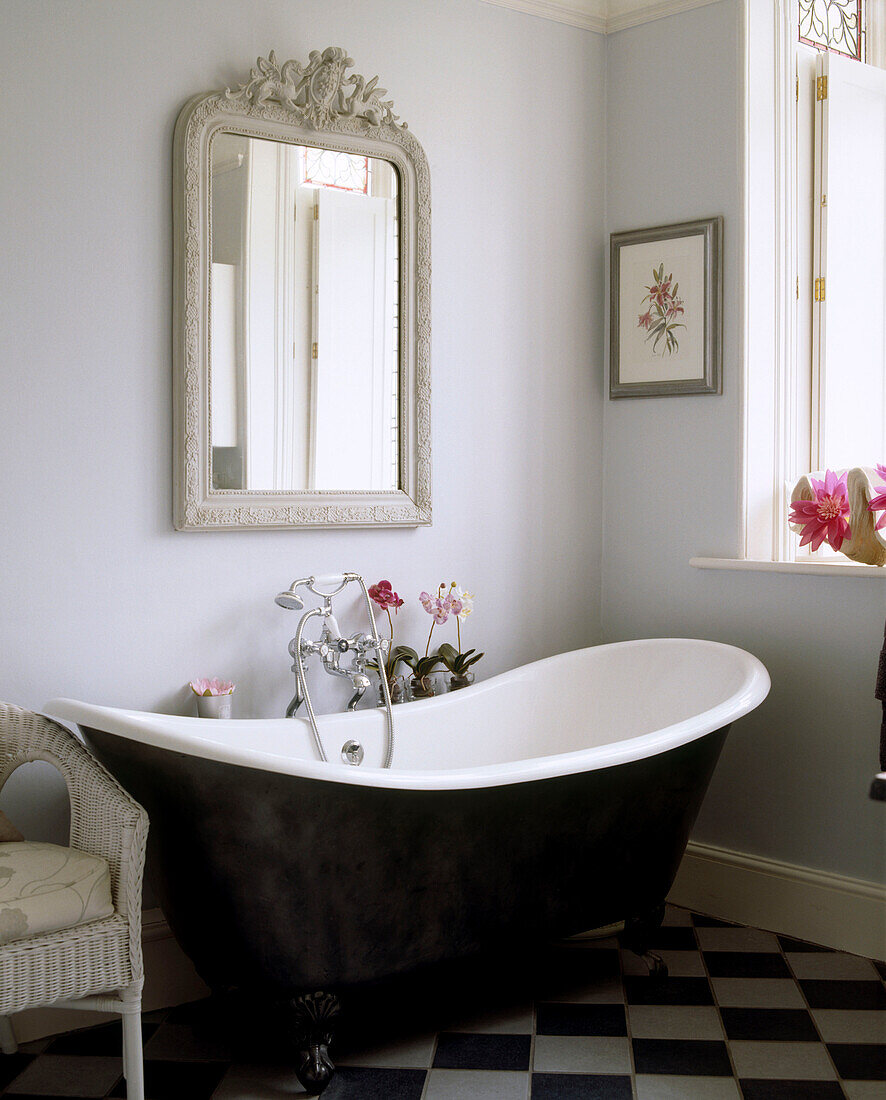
609, 216, 722, 398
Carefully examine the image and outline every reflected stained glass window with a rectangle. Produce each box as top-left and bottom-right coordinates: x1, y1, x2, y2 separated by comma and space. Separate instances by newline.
303, 148, 370, 194
799, 0, 865, 61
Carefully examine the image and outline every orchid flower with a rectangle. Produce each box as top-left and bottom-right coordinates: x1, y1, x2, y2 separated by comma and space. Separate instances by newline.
368, 580, 404, 612
420, 583, 455, 656
453, 588, 474, 621
789, 469, 851, 552
368, 580, 405, 682
189, 678, 235, 697
868, 464, 886, 532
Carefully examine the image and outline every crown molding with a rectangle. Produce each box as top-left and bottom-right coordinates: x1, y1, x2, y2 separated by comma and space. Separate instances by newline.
606, 0, 724, 33
480, 0, 607, 32
480, 0, 723, 34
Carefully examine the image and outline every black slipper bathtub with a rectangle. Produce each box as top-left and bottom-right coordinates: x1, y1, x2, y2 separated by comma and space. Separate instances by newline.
48, 637, 769, 1094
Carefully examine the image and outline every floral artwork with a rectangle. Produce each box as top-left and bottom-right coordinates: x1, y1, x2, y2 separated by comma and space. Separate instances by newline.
610, 217, 721, 397
637, 264, 685, 356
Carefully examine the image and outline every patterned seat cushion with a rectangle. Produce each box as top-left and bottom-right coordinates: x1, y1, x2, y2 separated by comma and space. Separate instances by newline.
0, 841, 114, 946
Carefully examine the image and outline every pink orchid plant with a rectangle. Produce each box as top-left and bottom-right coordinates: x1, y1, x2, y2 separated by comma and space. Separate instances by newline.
788, 469, 851, 552
368, 580, 404, 629
189, 677, 235, 697
419, 582, 463, 654
868, 464, 886, 532
419, 582, 482, 686
367, 580, 412, 691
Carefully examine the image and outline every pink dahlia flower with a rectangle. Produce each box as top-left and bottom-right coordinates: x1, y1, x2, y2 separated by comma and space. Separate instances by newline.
869, 465, 886, 532
789, 469, 851, 551
368, 579, 404, 612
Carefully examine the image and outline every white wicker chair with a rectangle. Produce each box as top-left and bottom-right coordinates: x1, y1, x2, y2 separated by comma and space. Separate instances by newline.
0, 703, 148, 1100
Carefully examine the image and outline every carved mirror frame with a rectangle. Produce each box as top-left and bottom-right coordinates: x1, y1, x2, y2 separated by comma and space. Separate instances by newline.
173, 49, 431, 530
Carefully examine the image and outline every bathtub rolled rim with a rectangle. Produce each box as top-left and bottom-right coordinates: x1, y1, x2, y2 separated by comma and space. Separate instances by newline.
44, 638, 771, 791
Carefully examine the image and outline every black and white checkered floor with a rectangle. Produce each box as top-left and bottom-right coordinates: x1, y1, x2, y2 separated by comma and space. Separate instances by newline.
2, 907, 884, 1098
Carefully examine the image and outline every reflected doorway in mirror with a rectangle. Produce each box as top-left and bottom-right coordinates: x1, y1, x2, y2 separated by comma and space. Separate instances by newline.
209, 135, 400, 493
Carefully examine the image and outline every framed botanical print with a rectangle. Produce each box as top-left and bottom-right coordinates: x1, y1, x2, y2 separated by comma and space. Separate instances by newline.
609, 216, 722, 398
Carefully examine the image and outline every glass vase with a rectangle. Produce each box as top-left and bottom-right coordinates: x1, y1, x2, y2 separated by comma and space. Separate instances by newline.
378, 674, 409, 707
409, 671, 448, 699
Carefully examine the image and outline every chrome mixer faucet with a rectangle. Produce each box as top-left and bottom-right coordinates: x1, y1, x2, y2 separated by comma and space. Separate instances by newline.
274, 573, 395, 768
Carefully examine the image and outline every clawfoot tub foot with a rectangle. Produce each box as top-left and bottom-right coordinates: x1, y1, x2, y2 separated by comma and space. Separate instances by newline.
291, 991, 341, 1096
620, 903, 669, 979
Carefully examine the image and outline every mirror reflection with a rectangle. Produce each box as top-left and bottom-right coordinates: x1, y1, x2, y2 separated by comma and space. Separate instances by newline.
210, 133, 400, 492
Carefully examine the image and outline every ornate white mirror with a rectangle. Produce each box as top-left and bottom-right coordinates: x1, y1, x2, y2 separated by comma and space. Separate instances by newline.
173, 49, 430, 529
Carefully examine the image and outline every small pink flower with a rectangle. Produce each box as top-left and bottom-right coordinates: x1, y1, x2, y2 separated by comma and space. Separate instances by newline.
421, 589, 452, 625
189, 678, 235, 697
638, 310, 653, 330
789, 469, 851, 551
437, 595, 454, 623
868, 465, 886, 532
368, 579, 404, 612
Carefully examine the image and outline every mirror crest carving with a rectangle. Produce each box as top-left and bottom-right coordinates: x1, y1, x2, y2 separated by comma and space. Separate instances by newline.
173, 49, 431, 530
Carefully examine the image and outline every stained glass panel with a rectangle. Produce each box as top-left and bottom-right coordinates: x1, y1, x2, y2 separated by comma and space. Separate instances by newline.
799, 0, 865, 61
303, 148, 370, 194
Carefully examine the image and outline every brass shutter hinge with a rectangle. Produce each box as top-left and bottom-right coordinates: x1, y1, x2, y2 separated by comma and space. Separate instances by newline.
796, 74, 799, 102
814, 277, 826, 302
312, 342, 318, 359
313, 204, 319, 220
816, 75, 828, 100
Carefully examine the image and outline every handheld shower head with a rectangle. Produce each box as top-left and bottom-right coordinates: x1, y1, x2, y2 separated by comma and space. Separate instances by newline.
275, 584, 305, 611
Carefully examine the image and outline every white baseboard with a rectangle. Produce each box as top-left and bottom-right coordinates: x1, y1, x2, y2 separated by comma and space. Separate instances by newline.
10, 909, 208, 1044
670, 840, 886, 960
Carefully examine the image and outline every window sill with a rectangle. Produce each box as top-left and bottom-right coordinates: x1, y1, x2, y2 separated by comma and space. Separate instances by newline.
690, 557, 886, 578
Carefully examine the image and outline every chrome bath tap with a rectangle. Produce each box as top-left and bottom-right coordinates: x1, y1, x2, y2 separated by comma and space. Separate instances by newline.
286, 619, 379, 715
274, 573, 395, 768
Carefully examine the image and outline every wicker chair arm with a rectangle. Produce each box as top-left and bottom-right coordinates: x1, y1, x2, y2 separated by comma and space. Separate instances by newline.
0, 703, 148, 980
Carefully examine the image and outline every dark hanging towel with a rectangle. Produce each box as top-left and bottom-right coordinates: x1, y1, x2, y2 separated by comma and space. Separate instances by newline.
878, 615, 886, 771
872, 616, 886, 801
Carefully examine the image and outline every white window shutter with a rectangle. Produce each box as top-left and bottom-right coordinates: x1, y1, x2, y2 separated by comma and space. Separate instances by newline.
813, 52, 886, 471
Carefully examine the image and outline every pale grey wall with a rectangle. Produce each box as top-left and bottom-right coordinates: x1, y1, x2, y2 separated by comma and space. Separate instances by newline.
0, 0, 606, 837
4, 0, 879, 895
603, 0, 885, 884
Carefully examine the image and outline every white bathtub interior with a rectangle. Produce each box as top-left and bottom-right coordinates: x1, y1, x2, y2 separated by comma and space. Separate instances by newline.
46, 638, 770, 791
